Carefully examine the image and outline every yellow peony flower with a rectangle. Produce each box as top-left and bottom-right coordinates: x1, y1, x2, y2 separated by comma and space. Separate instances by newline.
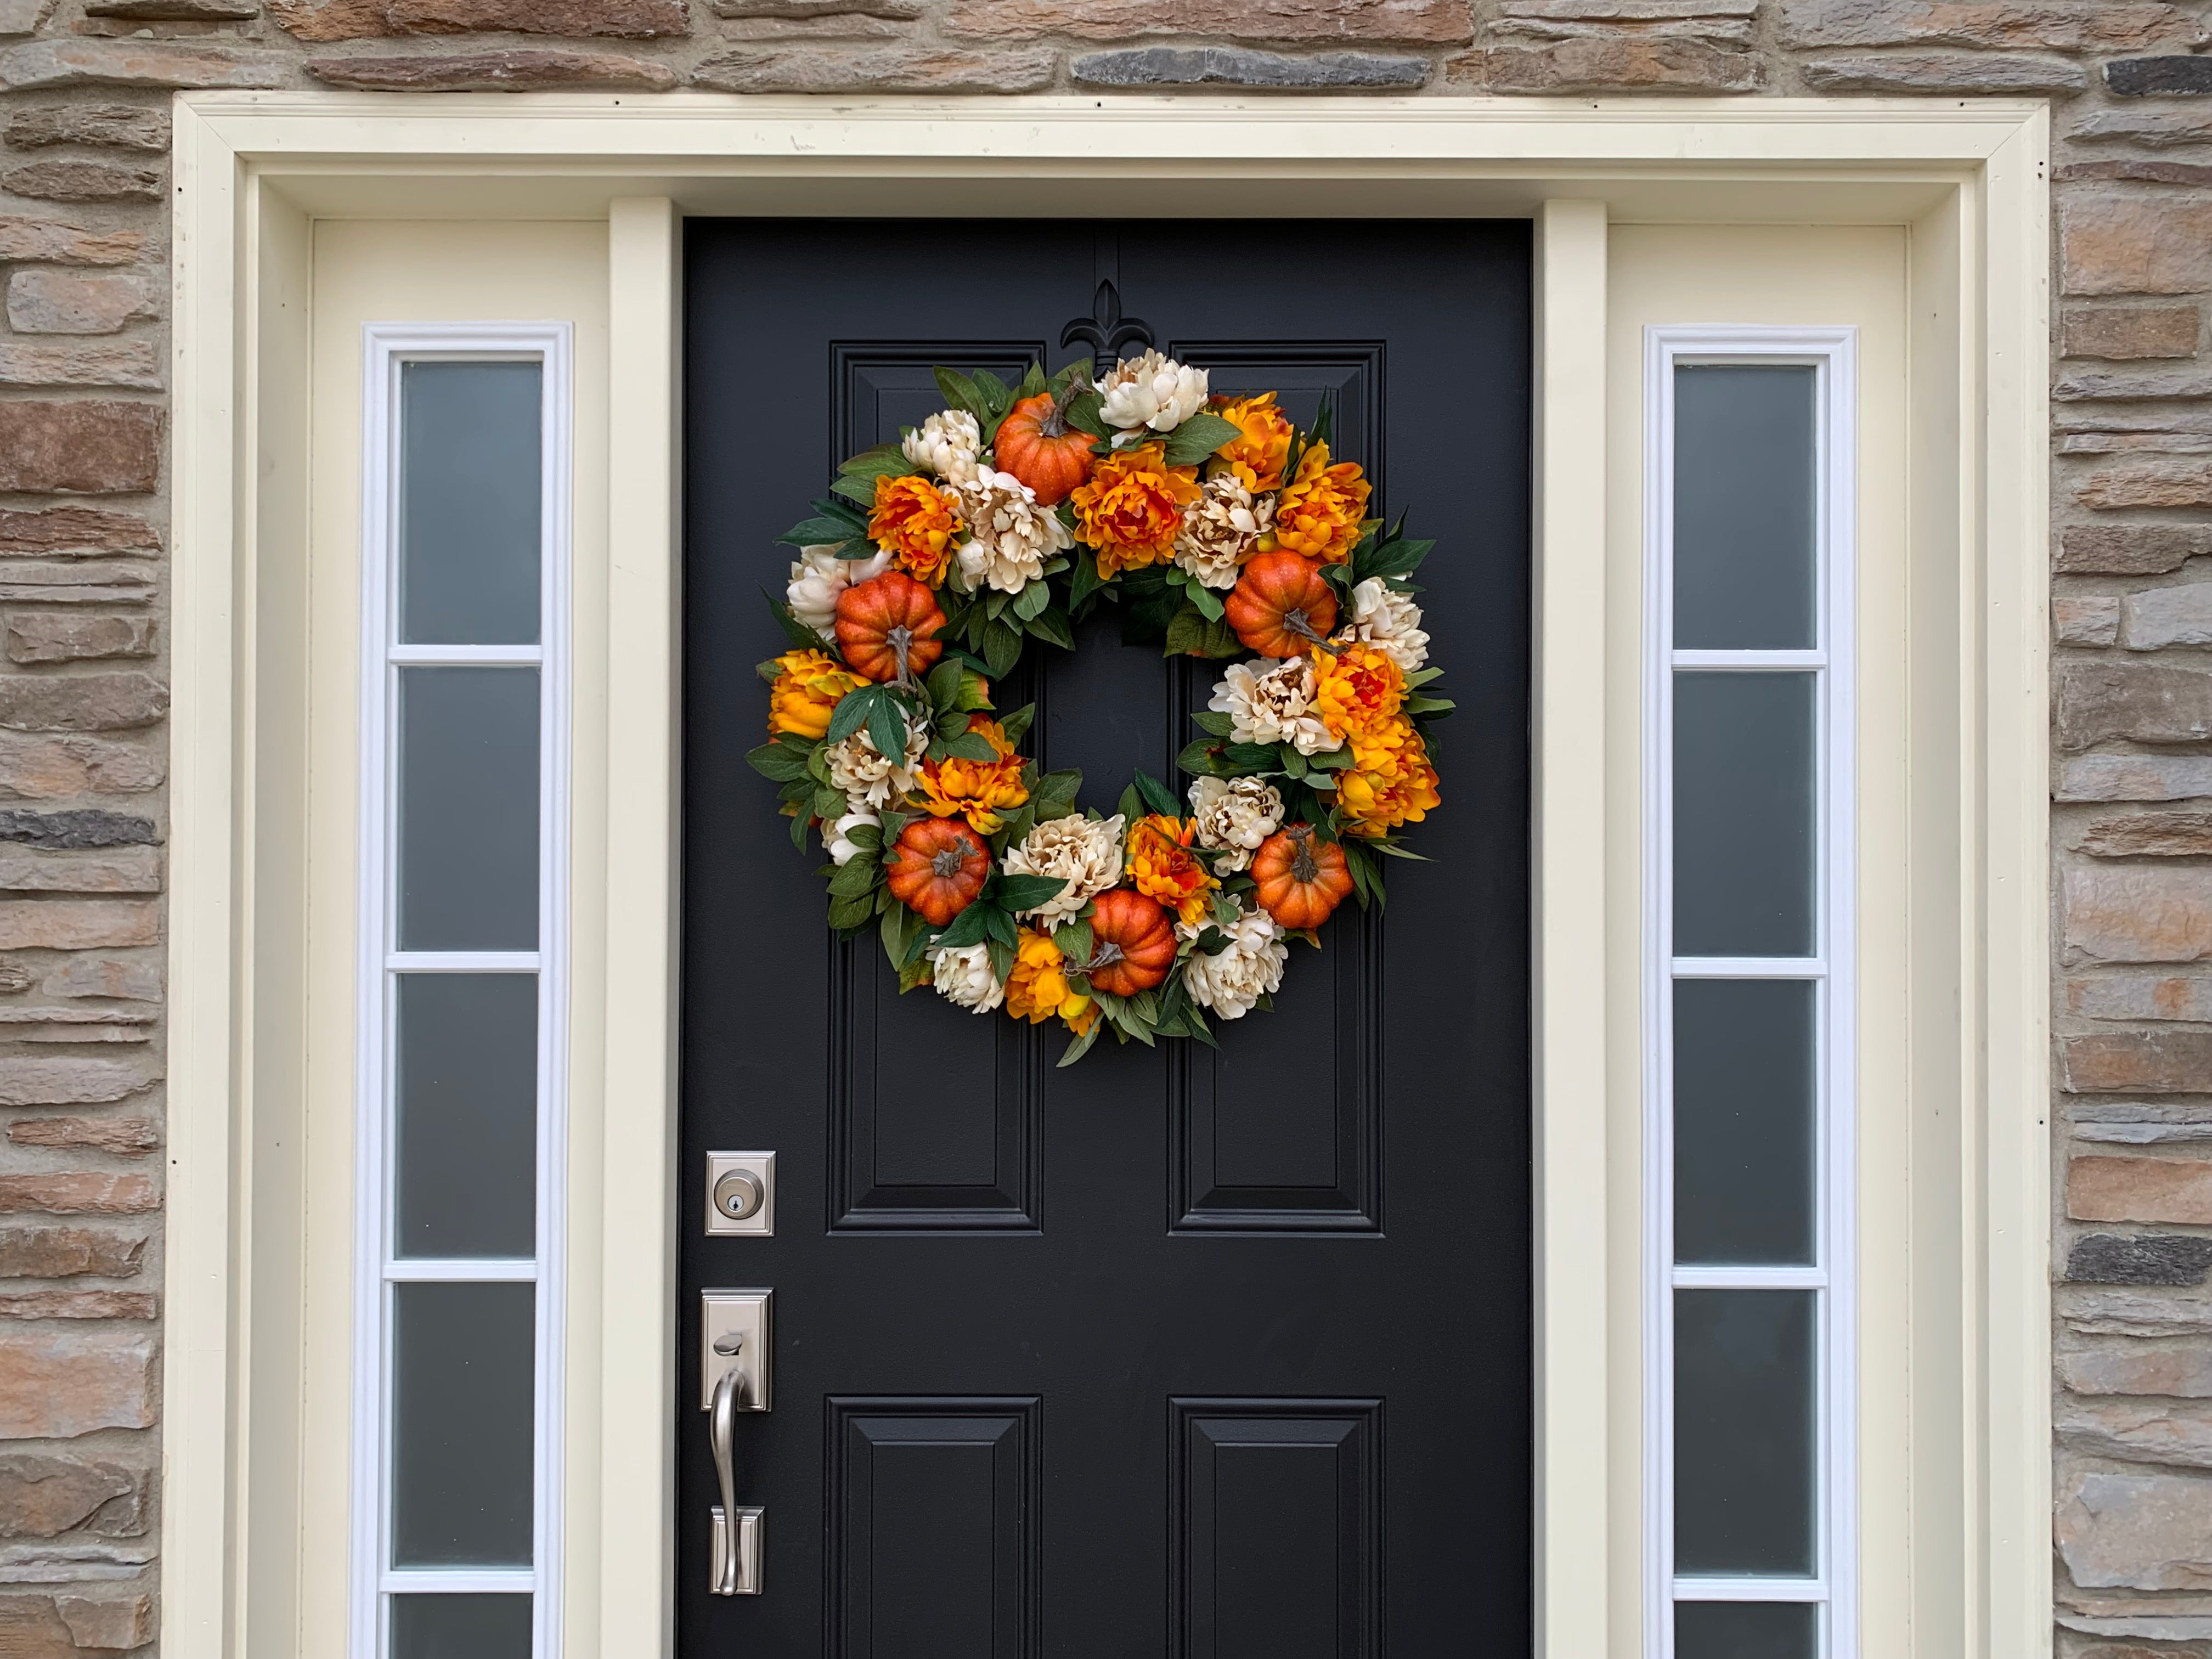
1208, 392, 1295, 492
1267, 441, 1371, 565
1124, 813, 1218, 927
915, 714, 1031, 834
1005, 926, 1098, 1035
869, 472, 965, 588
766, 648, 866, 741
1069, 441, 1204, 578
1337, 719, 1441, 837
1309, 640, 1405, 745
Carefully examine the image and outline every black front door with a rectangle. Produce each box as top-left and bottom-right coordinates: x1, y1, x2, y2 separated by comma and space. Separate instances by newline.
681, 219, 1532, 1656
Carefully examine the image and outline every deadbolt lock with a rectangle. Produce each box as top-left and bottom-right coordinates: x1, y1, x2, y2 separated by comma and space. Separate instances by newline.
706, 1152, 775, 1237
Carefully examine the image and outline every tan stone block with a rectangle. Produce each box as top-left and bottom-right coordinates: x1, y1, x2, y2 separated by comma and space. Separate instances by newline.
2080, 459, 2212, 510
4, 614, 156, 665
2067, 973, 2212, 1021
2076, 109, 2212, 148
0, 1595, 93, 1659
2059, 525, 2212, 574
0, 160, 159, 205
2129, 583, 2212, 648
2067, 308, 2202, 361
1800, 50, 2084, 91
0, 38, 286, 88
54, 1593, 151, 1652
2, 103, 168, 151
0, 1225, 143, 1279
306, 47, 678, 87
0, 560, 156, 605
2059, 594, 2123, 645
0, 340, 161, 392
88, 0, 260, 14
2080, 810, 2212, 857
0, 403, 158, 495
0, 1331, 153, 1437
0, 509, 157, 559
1465, 35, 1760, 88
2063, 159, 2212, 189
0, 902, 157, 951
2061, 1395, 2212, 1468
2066, 868, 2212, 963
0, 847, 157, 894
8, 1118, 157, 1156
0, 1289, 154, 1319
0, 673, 165, 733
2065, 196, 2212, 297
2067, 1031, 2212, 1093
693, 42, 1056, 90
41, 957, 157, 1001
0, 735, 161, 799
393, 0, 689, 32
945, 0, 1471, 38
264, 0, 388, 35
0, 1173, 156, 1217
4, 270, 153, 337
2072, 1155, 2212, 1222
0, 1454, 142, 1538
2060, 1471, 2212, 1589
2057, 661, 2212, 751
0, 216, 140, 267
0, 1060, 148, 1108
1782, 0, 2203, 50
712, 0, 922, 13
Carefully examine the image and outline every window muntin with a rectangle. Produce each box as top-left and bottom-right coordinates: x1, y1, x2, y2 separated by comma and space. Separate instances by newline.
354, 328, 571, 1659
1646, 333, 1857, 1658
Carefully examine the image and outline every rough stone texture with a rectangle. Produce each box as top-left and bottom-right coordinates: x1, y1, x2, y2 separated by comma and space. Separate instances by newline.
0, 39, 286, 89
0, 813, 155, 853
1461, 36, 1760, 89
0, 339, 160, 391
2109, 54, 2212, 95
3, 616, 155, 666
308, 46, 679, 87
0, 1062, 145, 1109
2061, 1396, 2212, 1469
2, 103, 166, 151
4, 270, 152, 336
0, 1456, 144, 1539
0, 1228, 140, 1280
0, 404, 155, 496
2070, 975, 2212, 1023
0, 509, 156, 558
42, 958, 156, 1001
275, 0, 690, 36
945, 0, 1474, 42
0, 1331, 151, 1437
2059, 1472, 2212, 1588
0, 159, 158, 205
2059, 662, 2212, 751
2068, 1233, 2212, 1284
2066, 867, 2212, 962
53, 1592, 150, 1650
1073, 46, 1430, 87
6, 1119, 155, 1156
2081, 459, 2212, 510
2066, 307, 2201, 359
1801, 52, 2086, 92
1785, 0, 2202, 51
2062, 755, 2212, 802
694, 42, 1054, 90
2060, 524, 2212, 574
2066, 1031, 2212, 1092
2128, 585, 2212, 648
0, 216, 137, 269
0, 904, 156, 952
2066, 198, 2212, 296
2061, 594, 2123, 645
0, 737, 159, 799
2072, 1155, 2212, 1221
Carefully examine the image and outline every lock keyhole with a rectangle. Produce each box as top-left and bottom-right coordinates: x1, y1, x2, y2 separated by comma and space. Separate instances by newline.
714, 1169, 764, 1222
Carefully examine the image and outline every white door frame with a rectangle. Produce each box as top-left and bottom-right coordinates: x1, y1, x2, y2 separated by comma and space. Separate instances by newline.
164, 92, 2050, 1659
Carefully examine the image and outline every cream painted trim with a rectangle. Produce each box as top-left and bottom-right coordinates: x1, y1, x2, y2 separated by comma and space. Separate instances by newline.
165, 93, 2050, 1659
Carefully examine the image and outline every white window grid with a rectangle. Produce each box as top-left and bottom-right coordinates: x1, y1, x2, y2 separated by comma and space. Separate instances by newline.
350, 323, 574, 1659
1640, 325, 1859, 1659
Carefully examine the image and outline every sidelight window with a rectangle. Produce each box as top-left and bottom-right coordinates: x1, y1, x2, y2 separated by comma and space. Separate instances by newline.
352, 328, 572, 1659
1644, 331, 1857, 1658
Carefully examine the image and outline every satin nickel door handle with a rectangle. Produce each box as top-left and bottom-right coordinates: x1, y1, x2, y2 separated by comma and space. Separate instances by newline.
702, 1289, 771, 1596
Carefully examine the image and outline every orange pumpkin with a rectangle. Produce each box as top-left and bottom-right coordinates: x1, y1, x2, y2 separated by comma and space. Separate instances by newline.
993, 386, 1096, 507
1224, 551, 1340, 658
884, 817, 990, 927
835, 570, 946, 684
1251, 823, 1356, 931
1080, 888, 1178, 996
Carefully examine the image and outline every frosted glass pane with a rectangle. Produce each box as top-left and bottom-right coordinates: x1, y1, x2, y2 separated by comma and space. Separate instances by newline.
394, 974, 537, 1259
399, 361, 541, 646
1674, 979, 1816, 1266
396, 667, 539, 952
1673, 364, 1816, 651
392, 1282, 534, 1567
390, 1594, 531, 1659
1674, 1289, 1816, 1576
1673, 672, 1816, 958
1675, 1601, 1818, 1659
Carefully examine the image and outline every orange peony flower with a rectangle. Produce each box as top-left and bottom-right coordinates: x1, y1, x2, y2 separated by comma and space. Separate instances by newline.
1267, 441, 1371, 565
1309, 641, 1405, 744
915, 714, 1030, 834
766, 648, 866, 741
1125, 813, 1218, 926
1068, 442, 1203, 578
869, 472, 964, 588
1005, 926, 1098, 1034
1337, 719, 1441, 837
1208, 392, 1296, 492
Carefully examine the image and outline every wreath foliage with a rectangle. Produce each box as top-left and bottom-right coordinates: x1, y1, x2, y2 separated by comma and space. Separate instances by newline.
748, 352, 1449, 1066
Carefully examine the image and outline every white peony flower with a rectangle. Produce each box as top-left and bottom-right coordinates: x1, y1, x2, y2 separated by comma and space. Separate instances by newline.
824, 804, 879, 866
998, 812, 1127, 922
1209, 657, 1341, 757
1335, 577, 1431, 674
930, 941, 1005, 1014
955, 465, 1074, 594
825, 712, 929, 810
1186, 776, 1285, 873
901, 408, 983, 487
1097, 351, 1210, 434
1174, 470, 1273, 590
786, 544, 893, 635
1177, 901, 1288, 1020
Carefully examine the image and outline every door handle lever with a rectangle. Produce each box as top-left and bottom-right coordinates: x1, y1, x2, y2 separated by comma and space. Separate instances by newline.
708, 1350, 764, 1595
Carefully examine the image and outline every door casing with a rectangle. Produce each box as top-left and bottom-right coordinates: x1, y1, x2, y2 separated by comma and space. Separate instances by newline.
165, 94, 2051, 1659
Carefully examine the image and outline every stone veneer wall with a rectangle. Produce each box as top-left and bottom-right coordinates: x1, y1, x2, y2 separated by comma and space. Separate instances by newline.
0, 0, 2198, 1652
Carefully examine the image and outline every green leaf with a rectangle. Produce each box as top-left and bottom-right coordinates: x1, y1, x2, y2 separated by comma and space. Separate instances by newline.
1015, 361, 1050, 402
899, 955, 935, 994
1222, 742, 1281, 774
1184, 581, 1226, 623
825, 684, 878, 747
827, 857, 881, 899
1367, 839, 1429, 861
789, 809, 810, 853
1116, 783, 1143, 827
745, 741, 813, 783
930, 901, 992, 953
997, 703, 1035, 748
1177, 738, 1230, 778
839, 438, 910, 479
973, 368, 1011, 414
1026, 606, 1075, 651
1196, 614, 1243, 658
982, 618, 1024, 679
778, 515, 864, 546
1032, 768, 1082, 820
1012, 579, 1052, 622
1309, 746, 1355, 771
1308, 393, 1335, 453
881, 900, 923, 975
1193, 925, 1231, 956
826, 891, 874, 932
1134, 770, 1182, 819
1182, 1003, 1220, 1048
1062, 387, 1109, 439
1404, 667, 1444, 689
1051, 917, 1093, 962
1163, 605, 1210, 659
984, 589, 1011, 622
1280, 746, 1309, 781
1403, 695, 1456, 716
762, 588, 833, 654
1189, 709, 1234, 738
1160, 410, 1242, 468
993, 873, 1069, 912
934, 366, 985, 423
924, 657, 965, 714
866, 696, 909, 769
982, 904, 1019, 948
985, 934, 1017, 986
811, 784, 848, 824
1068, 546, 1106, 612
1057, 1019, 1104, 1068
941, 730, 998, 763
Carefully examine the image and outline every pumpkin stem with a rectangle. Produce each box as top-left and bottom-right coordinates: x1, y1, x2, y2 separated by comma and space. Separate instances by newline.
888, 624, 916, 686
1068, 940, 1126, 979
1283, 608, 1346, 656
1288, 824, 1321, 884
930, 845, 968, 878
1037, 378, 1082, 440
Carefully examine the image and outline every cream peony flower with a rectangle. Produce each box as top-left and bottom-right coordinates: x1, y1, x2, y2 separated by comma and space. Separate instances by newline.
786, 544, 893, 635
929, 940, 1005, 1014
1209, 657, 1341, 757
1187, 776, 1285, 873
1177, 901, 1288, 1020
1174, 470, 1273, 590
999, 812, 1127, 922
901, 408, 983, 487
824, 804, 879, 866
955, 465, 1074, 594
1335, 577, 1431, 674
1097, 351, 1210, 434
825, 711, 929, 810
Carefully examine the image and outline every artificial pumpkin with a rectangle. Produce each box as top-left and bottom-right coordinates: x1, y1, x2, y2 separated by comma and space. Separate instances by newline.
1251, 823, 1356, 931
835, 569, 947, 684
1224, 551, 1340, 658
1080, 888, 1178, 996
885, 817, 990, 927
994, 386, 1096, 506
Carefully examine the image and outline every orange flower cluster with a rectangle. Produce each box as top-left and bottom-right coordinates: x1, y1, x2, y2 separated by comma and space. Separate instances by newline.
1305, 641, 1437, 834
915, 714, 1030, 834
1005, 927, 1098, 1035
1310, 641, 1404, 743
1068, 442, 1203, 578
1209, 392, 1295, 492
1124, 813, 1218, 926
1267, 442, 1370, 565
869, 473, 964, 588
766, 648, 865, 741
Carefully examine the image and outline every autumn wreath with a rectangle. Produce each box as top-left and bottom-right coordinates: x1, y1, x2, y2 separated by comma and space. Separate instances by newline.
748, 352, 1447, 1066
